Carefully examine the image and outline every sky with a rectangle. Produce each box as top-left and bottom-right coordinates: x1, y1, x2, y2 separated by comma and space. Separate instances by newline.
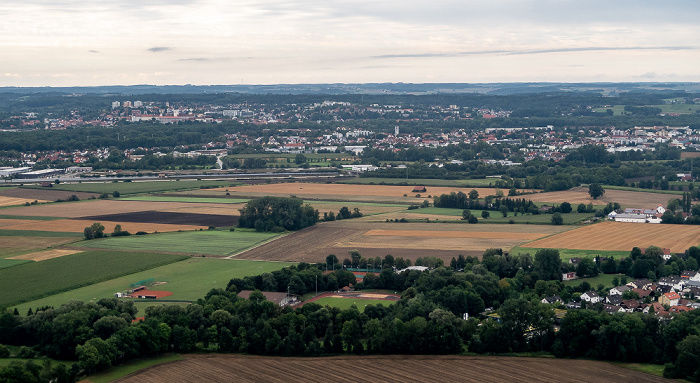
1, 0, 699, 87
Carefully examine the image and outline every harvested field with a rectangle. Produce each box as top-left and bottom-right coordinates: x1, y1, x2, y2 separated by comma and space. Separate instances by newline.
0, 219, 206, 234
115, 354, 668, 383
0, 196, 49, 207
0, 219, 36, 227
80, 211, 238, 227
200, 182, 510, 204
0, 187, 97, 201
0, 236, 80, 258
523, 221, 700, 253
528, 186, 677, 207
9, 249, 82, 262
233, 221, 571, 263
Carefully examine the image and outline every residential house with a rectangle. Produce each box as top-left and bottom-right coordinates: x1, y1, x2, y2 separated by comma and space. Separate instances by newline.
681, 270, 700, 282
562, 272, 577, 281
659, 291, 681, 307
621, 299, 642, 312
641, 247, 673, 261
609, 285, 631, 296
627, 279, 653, 290
541, 296, 563, 305
603, 304, 625, 314
658, 276, 685, 291
606, 295, 623, 306
581, 291, 602, 304
566, 301, 582, 309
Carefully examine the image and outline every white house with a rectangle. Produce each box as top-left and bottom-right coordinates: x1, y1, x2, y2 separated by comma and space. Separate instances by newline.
581, 291, 602, 304
609, 285, 631, 296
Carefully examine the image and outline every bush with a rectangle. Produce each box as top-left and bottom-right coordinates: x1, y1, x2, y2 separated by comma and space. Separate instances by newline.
113, 191, 121, 198
17, 346, 35, 359
135, 231, 148, 235
0, 344, 10, 358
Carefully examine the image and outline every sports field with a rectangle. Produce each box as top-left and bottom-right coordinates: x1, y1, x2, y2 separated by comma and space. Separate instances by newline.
310, 297, 394, 312
76, 229, 282, 256
0, 250, 188, 307
522, 221, 700, 253
12, 258, 294, 313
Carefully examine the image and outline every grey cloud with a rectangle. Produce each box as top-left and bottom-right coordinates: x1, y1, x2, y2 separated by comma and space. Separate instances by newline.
148, 47, 172, 53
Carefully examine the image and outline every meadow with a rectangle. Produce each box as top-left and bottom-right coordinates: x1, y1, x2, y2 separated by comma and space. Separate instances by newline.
511, 246, 629, 261
12, 258, 295, 313
0, 250, 188, 307
75, 229, 282, 256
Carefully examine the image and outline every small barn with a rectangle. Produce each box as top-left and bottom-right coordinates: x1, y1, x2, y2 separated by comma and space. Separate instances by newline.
411, 186, 427, 193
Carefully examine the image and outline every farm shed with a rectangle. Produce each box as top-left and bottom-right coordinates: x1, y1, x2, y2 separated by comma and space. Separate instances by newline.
411, 186, 427, 193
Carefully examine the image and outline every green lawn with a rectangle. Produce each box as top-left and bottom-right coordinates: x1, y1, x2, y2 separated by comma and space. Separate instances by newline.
75, 230, 282, 256
84, 354, 183, 383
563, 273, 623, 289
23, 180, 234, 195
121, 196, 249, 204
603, 185, 685, 195
311, 297, 394, 312
0, 230, 82, 237
0, 215, 64, 221
0, 250, 188, 307
13, 258, 295, 313
613, 362, 666, 378
512, 247, 629, 261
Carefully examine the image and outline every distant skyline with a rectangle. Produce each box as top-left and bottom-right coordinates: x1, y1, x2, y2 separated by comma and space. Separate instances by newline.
2, 0, 699, 87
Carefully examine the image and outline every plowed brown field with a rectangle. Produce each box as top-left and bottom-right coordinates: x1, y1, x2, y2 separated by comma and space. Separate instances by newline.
233, 221, 571, 263
528, 186, 678, 207
115, 354, 668, 383
523, 221, 700, 253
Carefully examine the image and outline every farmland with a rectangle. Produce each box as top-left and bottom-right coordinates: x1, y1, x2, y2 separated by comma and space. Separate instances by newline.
0, 234, 81, 258
24, 179, 234, 195
0, 250, 188, 307
115, 354, 668, 383
76, 229, 282, 256
527, 186, 678, 208
337, 177, 501, 188
234, 220, 572, 263
522, 221, 700, 253
12, 258, 294, 313
122, 196, 249, 204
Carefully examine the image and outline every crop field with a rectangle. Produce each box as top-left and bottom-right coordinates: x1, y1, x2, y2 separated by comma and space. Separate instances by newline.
116, 354, 668, 383
0, 218, 207, 234
0, 187, 98, 201
25, 180, 234, 195
122, 196, 249, 204
9, 249, 82, 262
13, 258, 294, 313
0, 259, 31, 269
337, 177, 502, 188
207, 182, 511, 204
76, 230, 281, 256
80, 211, 237, 227
0, 196, 49, 207
234, 220, 572, 263
522, 221, 700, 253
527, 186, 677, 208
0, 250, 188, 307
0, 235, 81, 258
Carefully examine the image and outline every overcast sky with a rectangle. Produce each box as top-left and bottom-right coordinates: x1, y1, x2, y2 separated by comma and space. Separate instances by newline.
1, 0, 699, 86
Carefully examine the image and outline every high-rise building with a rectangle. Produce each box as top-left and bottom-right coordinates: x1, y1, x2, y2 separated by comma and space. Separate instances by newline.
395, 126, 400, 136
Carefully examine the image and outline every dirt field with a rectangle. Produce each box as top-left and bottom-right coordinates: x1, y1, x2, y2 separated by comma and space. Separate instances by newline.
0, 196, 50, 207
528, 186, 678, 208
8, 249, 82, 261
0, 219, 206, 234
0, 187, 97, 201
199, 182, 510, 204
523, 221, 700, 253
233, 221, 571, 263
115, 354, 668, 383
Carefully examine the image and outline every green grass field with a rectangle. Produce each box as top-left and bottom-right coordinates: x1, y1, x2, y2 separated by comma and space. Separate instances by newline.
121, 196, 249, 204
0, 259, 32, 270
512, 247, 629, 261
0, 250, 188, 307
311, 297, 394, 312
486, 212, 595, 225
338, 177, 500, 188
13, 258, 294, 313
75, 230, 282, 256
0, 215, 63, 221
23, 180, 235, 195
603, 185, 685, 195
593, 104, 700, 116
563, 273, 622, 289
85, 354, 183, 383
613, 362, 665, 378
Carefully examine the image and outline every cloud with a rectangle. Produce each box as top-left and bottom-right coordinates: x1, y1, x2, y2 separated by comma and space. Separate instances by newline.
88, 50, 100, 53
147, 46, 172, 53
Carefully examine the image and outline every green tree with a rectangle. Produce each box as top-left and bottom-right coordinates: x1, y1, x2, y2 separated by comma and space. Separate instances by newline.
468, 189, 479, 200
481, 210, 490, 219
534, 249, 562, 280
551, 213, 563, 225
588, 183, 605, 199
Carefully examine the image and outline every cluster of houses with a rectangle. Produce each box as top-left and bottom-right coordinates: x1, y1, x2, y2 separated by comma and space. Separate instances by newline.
607, 205, 666, 224
544, 271, 700, 317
